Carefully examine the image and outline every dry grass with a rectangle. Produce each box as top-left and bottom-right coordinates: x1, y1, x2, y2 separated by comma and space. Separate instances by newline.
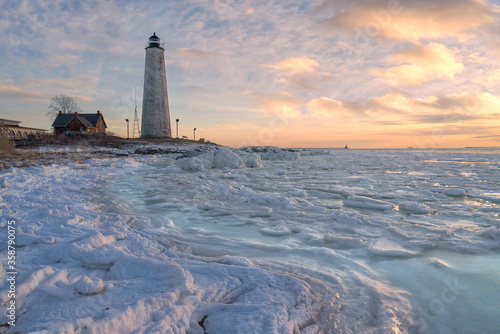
0, 129, 15, 156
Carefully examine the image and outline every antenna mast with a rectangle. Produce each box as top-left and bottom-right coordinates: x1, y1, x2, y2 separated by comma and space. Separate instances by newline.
133, 87, 141, 138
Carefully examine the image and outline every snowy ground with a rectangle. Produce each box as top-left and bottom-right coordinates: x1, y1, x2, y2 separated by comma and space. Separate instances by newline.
1, 145, 499, 333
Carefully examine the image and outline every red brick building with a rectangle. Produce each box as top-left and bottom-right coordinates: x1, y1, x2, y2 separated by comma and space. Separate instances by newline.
52, 111, 107, 136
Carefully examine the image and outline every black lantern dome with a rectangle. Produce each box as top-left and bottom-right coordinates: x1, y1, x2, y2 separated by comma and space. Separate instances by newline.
147, 32, 161, 48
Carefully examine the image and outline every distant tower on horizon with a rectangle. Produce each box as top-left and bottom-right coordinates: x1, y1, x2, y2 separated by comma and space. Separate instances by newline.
141, 32, 172, 138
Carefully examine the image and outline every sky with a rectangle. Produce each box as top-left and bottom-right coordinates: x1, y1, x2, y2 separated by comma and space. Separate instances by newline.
1, 0, 500, 148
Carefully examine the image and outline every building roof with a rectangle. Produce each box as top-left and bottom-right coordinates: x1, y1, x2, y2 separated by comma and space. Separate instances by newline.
2, 125, 48, 132
75, 115, 95, 128
80, 113, 107, 128
0, 118, 22, 126
51, 113, 107, 129
1, 118, 47, 131
51, 114, 74, 127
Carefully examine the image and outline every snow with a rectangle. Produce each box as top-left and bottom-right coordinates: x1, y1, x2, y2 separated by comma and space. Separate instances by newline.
1, 146, 500, 333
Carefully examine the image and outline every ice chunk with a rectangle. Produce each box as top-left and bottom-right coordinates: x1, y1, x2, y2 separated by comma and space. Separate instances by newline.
442, 188, 466, 197
368, 238, 418, 257
0, 178, 8, 188
213, 150, 244, 169
429, 258, 451, 268
398, 201, 433, 214
33, 236, 57, 245
74, 276, 105, 296
248, 207, 273, 218
260, 225, 292, 236
260, 148, 301, 160
244, 153, 262, 168
175, 155, 212, 171
76, 231, 116, 250
343, 196, 394, 211
479, 227, 500, 240
81, 245, 122, 270
176, 149, 244, 170
324, 233, 365, 248
302, 325, 320, 334
38, 270, 75, 298
301, 149, 330, 156
219, 255, 254, 267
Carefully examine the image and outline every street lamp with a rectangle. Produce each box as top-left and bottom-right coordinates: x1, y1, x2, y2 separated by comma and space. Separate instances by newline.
176, 119, 179, 139
194, 128, 196, 141
125, 119, 129, 139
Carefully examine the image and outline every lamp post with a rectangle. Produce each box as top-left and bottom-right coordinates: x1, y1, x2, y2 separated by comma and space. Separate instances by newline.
126, 119, 129, 139
194, 128, 196, 141
176, 119, 179, 139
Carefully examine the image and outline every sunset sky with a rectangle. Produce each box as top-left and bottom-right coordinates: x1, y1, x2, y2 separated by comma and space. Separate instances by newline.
1, 0, 500, 148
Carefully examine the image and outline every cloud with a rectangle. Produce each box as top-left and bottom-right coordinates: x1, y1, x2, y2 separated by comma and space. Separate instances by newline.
0, 79, 47, 102
369, 93, 470, 114
472, 134, 500, 138
279, 72, 334, 92
411, 113, 489, 124
376, 65, 428, 87
315, 0, 496, 41
268, 57, 321, 75
307, 91, 500, 123
306, 97, 346, 117
178, 48, 217, 59
253, 91, 303, 117
0, 75, 96, 103
267, 57, 333, 91
394, 43, 464, 78
374, 43, 464, 86
485, 68, 500, 81
414, 125, 499, 137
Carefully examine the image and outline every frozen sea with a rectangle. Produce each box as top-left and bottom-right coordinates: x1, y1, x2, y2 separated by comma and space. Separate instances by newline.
1, 146, 499, 333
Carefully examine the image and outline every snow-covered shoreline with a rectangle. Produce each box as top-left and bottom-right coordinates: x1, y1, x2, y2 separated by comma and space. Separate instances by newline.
1, 144, 499, 333
0, 147, 323, 333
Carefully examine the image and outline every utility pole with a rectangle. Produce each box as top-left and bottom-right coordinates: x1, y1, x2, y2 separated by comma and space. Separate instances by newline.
126, 119, 129, 139
176, 119, 179, 139
193, 128, 196, 141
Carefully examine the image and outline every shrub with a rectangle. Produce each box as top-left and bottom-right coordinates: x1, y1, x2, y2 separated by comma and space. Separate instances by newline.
0, 127, 15, 155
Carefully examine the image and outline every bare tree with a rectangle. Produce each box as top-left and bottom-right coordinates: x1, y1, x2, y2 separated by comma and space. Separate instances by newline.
47, 94, 82, 119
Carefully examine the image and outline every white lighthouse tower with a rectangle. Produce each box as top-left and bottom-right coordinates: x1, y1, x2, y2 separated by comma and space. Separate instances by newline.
141, 32, 172, 138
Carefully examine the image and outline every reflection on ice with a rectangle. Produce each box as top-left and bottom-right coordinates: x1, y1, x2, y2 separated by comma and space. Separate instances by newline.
111, 148, 500, 333
374, 252, 500, 334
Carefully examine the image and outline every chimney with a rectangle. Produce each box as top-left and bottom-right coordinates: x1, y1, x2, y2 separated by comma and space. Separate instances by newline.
74, 112, 78, 116
59, 111, 62, 115
97, 110, 100, 114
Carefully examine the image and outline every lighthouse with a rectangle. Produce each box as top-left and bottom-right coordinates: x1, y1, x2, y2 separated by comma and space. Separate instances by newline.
141, 32, 172, 138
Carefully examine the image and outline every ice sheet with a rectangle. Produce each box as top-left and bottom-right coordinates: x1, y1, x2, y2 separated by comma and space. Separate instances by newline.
1, 147, 499, 333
